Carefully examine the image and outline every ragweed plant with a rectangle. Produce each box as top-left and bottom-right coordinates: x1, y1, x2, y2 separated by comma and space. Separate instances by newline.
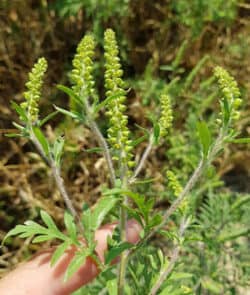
71, 33, 96, 102
21, 57, 48, 124
104, 29, 134, 176
3, 29, 249, 295
159, 94, 173, 138
166, 170, 183, 198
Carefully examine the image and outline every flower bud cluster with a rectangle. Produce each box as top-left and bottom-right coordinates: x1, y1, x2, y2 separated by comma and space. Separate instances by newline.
166, 170, 182, 197
22, 57, 47, 123
104, 29, 134, 171
167, 170, 188, 212
159, 94, 173, 137
214, 66, 242, 123
71, 34, 96, 99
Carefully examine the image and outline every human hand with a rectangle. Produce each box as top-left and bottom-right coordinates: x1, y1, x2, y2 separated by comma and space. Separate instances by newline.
0, 220, 141, 295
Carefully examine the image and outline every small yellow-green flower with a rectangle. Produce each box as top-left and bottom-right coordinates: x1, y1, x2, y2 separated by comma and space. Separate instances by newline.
104, 29, 134, 173
214, 66, 241, 124
159, 94, 173, 137
71, 34, 96, 102
167, 170, 188, 212
166, 170, 182, 197
22, 57, 48, 123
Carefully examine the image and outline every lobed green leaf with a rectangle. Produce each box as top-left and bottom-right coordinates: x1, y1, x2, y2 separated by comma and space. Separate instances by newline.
51, 241, 71, 266
90, 196, 118, 231
32, 235, 54, 243
40, 210, 58, 231
64, 211, 78, 243
105, 242, 133, 265
64, 250, 88, 281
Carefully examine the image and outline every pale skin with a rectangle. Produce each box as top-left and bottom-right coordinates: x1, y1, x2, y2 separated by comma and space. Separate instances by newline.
0, 220, 141, 295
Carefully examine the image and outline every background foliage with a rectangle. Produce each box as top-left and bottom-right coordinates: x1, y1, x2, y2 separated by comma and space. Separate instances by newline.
0, 0, 249, 294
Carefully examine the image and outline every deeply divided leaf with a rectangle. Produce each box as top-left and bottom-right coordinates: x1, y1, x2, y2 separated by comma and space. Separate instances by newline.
64, 250, 88, 281
51, 241, 71, 266
90, 196, 118, 231
64, 211, 78, 243
105, 242, 133, 265
40, 210, 58, 230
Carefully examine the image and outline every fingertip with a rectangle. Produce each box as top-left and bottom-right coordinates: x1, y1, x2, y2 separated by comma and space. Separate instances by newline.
94, 219, 141, 261
126, 219, 142, 244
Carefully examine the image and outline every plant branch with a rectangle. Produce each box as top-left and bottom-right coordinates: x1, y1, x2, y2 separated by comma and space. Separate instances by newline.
84, 100, 116, 186
84, 92, 129, 293
129, 134, 154, 184
118, 201, 129, 295
118, 173, 129, 295
142, 158, 205, 245
149, 218, 189, 295
162, 159, 204, 222
30, 132, 83, 231
129, 130, 225, 255
85, 96, 128, 294
50, 161, 78, 219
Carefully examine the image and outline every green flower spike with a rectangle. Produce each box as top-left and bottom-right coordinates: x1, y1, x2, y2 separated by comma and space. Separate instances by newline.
167, 170, 188, 212
159, 94, 173, 137
71, 34, 96, 102
104, 29, 134, 173
22, 57, 48, 123
166, 170, 183, 197
214, 66, 241, 125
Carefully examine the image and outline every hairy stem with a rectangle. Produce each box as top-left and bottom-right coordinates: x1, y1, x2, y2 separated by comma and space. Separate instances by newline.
118, 203, 128, 295
30, 132, 83, 231
130, 130, 225, 255
84, 100, 116, 186
50, 161, 78, 219
162, 159, 204, 221
88, 118, 116, 186
118, 172, 129, 294
129, 135, 154, 183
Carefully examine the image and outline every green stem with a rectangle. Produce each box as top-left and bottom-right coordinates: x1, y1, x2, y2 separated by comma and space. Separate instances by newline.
30, 130, 83, 232
118, 173, 129, 295
84, 100, 116, 186
129, 134, 154, 184
129, 129, 225, 257
117, 203, 128, 295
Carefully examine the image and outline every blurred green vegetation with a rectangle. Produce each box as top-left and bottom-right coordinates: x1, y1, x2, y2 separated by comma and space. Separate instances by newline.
171, 0, 238, 37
